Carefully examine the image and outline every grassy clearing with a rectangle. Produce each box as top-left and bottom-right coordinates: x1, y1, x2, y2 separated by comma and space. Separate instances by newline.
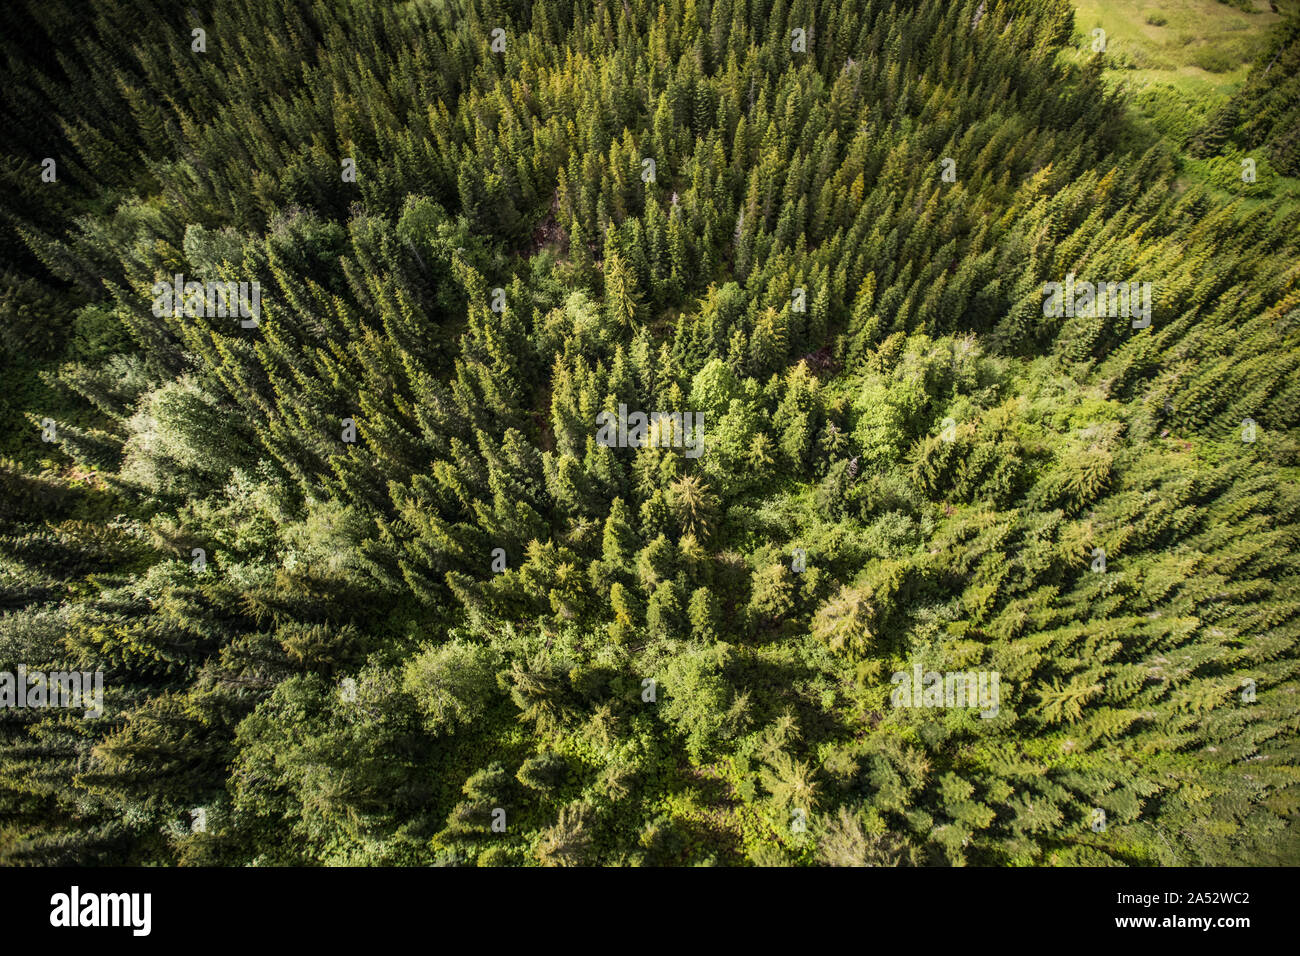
1069, 0, 1292, 92
1066, 0, 1300, 210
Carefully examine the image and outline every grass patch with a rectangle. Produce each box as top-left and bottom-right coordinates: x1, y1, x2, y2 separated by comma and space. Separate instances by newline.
1068, 0, 1292, 92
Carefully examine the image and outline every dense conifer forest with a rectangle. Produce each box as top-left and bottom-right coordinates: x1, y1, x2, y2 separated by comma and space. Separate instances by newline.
1, 0, 1298, 866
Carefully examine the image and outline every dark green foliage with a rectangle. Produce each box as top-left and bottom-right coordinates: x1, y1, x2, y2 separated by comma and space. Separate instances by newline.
0, 0, 1297, 867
